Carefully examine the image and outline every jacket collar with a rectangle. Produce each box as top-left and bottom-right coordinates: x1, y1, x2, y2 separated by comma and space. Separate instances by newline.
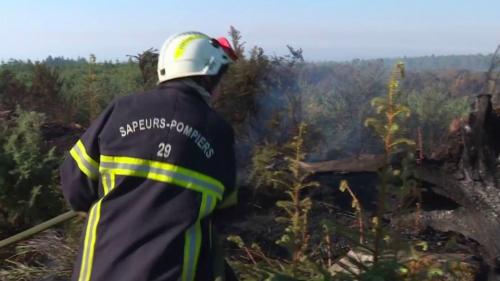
158, 79, 212, 105
181, 79, 211, 101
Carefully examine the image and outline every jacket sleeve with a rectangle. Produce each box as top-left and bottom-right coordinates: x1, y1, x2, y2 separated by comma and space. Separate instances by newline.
60, 102, 115, 212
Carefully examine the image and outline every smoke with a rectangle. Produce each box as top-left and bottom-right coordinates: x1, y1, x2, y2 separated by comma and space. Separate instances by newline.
238, 59, 389, 163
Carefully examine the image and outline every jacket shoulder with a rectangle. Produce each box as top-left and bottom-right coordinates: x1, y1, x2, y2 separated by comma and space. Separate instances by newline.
112, 88, 160, 106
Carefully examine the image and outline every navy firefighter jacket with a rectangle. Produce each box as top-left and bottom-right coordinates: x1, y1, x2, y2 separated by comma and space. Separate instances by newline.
60, 80, 237, 281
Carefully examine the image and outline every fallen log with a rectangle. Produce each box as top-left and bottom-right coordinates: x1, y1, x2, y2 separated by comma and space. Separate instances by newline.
300, 154, 385, 174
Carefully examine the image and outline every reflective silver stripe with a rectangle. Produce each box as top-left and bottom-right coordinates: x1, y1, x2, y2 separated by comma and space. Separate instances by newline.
182, 194, 215, 281
100, 162, 223, 198
102, 173, 113, 195
78, 201, 102, 281
183, 225, 199, 281
71, 143, 99, 179
202, 195, 214, 218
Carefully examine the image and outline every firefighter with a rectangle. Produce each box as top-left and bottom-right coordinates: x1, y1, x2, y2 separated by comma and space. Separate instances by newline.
60, 31, 239, 281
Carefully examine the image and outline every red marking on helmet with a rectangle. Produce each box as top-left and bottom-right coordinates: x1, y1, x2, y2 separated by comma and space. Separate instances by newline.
216, 37, 238, 61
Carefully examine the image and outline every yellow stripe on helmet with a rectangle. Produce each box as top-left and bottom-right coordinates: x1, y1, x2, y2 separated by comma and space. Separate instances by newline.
174, 34, 208, 60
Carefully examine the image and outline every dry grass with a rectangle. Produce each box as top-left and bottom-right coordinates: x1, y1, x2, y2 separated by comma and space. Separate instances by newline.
0, 220, 83, 281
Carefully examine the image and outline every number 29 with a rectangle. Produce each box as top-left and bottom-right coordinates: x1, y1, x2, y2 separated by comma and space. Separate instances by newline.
157, 142, 172, 158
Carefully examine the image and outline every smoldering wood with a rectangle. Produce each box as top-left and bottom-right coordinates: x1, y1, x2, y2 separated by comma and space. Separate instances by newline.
415, 94, 500, 273
484, 45, 500, 107
299, 154, 385, 173
302, 95, 500, 277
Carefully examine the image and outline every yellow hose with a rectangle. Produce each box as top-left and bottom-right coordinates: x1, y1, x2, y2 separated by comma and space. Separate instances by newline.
0, 211, 78, 248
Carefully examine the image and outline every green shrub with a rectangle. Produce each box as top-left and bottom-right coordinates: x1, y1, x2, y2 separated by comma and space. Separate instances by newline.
406, 88, 470, 149
229, 124, 327, 281
248, 142, 282, 191
0, 108, 64, 229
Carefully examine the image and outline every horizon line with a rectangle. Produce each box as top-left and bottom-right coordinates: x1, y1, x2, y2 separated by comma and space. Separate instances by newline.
0, 51, 495, 65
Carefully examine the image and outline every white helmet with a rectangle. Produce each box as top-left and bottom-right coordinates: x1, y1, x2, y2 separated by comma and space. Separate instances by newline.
157, 31, 237, 83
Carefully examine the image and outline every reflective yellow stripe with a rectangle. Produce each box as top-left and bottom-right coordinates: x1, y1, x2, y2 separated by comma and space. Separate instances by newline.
102, 172, 116, 196
182, 194, 216, 281
86, 201, 102, 281
174, 34, 207, 60
70, 140, 99, 180
77, 140, 99, 170
78, 200, 103, 281
202, 194, 216, 220
182, 221, 201, 281
77, 154, 222, 281
110, 173, 115, 193
102, 174, 109, 195
78, 174, 114, 280
100, 155, 224, 200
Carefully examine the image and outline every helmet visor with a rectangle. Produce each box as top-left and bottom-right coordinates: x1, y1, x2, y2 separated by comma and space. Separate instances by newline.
212, 37, 238, 62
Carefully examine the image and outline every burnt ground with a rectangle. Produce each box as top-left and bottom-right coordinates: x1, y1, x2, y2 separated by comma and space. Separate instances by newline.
0, 121, 486, 279
217, 170, 485, 278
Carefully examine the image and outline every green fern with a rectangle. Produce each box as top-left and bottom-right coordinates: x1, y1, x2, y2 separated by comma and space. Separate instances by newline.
364, 62, 414, 159
228, 123, 326, 280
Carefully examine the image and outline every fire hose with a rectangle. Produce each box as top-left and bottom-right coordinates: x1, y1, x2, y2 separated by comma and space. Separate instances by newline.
0, 211, 237, 280
0, 211, 78, 248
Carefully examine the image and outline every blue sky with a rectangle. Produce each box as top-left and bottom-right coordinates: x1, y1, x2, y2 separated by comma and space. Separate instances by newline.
1, 0, 499, 61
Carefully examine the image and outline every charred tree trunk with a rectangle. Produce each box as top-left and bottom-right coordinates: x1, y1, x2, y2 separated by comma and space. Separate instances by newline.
303, 95, 500, 278
413, 94, 500, 278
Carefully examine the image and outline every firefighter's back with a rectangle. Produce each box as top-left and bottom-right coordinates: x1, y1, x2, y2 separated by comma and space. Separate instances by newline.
70, 81, 234, 281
